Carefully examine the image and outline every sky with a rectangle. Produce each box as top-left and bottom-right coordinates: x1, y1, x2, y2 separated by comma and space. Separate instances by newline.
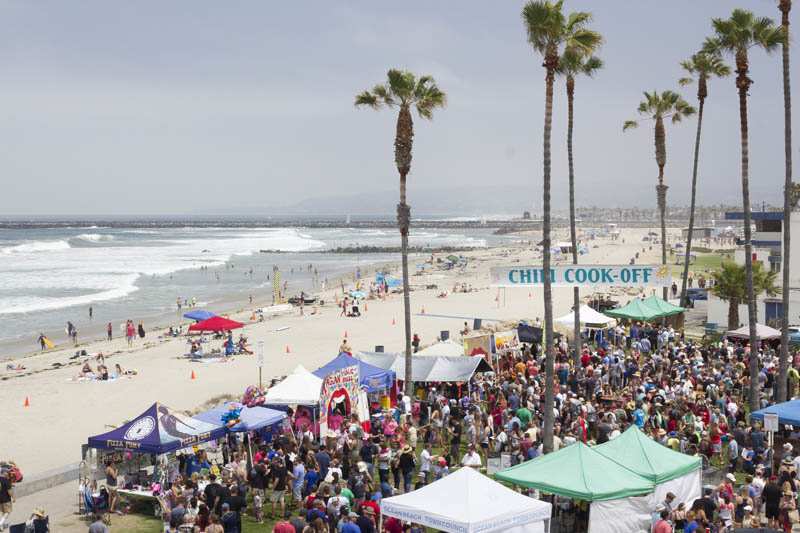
0, 0, 797, 215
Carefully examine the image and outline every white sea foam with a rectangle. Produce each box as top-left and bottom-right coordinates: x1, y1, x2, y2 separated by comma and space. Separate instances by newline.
0, 240, 71, 254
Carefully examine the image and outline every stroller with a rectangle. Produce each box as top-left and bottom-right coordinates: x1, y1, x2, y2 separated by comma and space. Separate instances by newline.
79, 481, 108, 516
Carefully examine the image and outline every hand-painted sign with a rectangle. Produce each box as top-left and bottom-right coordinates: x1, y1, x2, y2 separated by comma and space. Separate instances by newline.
490, 265, 672, 288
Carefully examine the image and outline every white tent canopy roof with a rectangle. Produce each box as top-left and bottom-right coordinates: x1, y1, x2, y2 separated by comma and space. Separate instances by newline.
726, 323, 782, 340
357, 352, 486, 383
555, 305, 617, 328
416, 339, 465, 357
381, 467, 551, 533
264, 364, 323, 406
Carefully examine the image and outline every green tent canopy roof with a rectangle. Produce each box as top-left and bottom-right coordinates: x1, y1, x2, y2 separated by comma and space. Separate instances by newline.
604, 298, 661, 322
641, 295, 685, 318
594, 426, 701, 484
494, 442, 654, 501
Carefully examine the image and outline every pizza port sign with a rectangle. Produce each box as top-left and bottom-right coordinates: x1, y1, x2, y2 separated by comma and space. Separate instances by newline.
490, 265, 672, 288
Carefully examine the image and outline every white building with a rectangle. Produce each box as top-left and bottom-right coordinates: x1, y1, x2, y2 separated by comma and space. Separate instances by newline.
706, 209, 800, 330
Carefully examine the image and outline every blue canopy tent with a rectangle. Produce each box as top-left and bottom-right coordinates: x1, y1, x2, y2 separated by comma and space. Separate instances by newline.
313, 352, 396, 393
751, 399, 800, 427
194, 403, 286, 433
87, 403, 226, 454
183, 310, 216, 321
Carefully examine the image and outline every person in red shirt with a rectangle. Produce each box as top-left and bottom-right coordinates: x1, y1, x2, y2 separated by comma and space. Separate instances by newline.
653, 510, 672, 533
384, 516, 404, 533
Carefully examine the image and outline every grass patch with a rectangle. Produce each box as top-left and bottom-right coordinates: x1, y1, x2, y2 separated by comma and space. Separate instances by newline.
670, 252, 732, 277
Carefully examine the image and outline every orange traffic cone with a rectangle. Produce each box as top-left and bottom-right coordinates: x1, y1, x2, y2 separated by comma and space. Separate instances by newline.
364, 303, 368, 311
421, 307, 426, 314
285, 345, 291, 354
528, 292, 532, 298
344, 331, 348, 338
191, 370, 197, 380
392, 318, 396, 326
23, 396, 30, 407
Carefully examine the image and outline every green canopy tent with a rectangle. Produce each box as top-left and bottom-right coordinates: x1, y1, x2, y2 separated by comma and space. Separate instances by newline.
494, 442, 654, 501
593, 426, 700, 484
604, 298, 662, 322
641, 295, 685, 318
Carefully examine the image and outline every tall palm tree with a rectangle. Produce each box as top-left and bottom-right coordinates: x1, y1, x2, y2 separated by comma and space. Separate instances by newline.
623, 91, 696, 301
522, 0, 600, 454
677, 52, 730, 307
557, 47, 603, 364
712, 260, 779, 330
778, 0, 793, 402
355, 70, 446, 397
705, 9, 784, 411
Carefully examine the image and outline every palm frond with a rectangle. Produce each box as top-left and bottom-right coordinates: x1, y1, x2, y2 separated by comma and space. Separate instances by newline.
623, 120, 639, 132
678, 77, 694, 87
581, 56, 603, 76
386, 69, 416, 103
354, 90, 381, 109
522, 0, 565, 54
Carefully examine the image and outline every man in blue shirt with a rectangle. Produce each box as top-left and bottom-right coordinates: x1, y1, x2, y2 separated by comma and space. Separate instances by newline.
315, 444, 331, 482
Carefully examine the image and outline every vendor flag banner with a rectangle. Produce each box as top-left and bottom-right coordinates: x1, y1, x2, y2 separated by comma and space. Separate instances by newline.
490, 264, 671, 288
319, 364, 360, 437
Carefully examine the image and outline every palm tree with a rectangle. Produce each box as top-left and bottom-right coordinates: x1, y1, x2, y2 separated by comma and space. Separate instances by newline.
623, 91, 696, 301
778, 0, 793, 402
677, 52, 730, 307
705, 9, 784, 411
355, 70, 446, 397
557, 47, 603, 364
522, 0, 600, 454
712, 260, 779, 330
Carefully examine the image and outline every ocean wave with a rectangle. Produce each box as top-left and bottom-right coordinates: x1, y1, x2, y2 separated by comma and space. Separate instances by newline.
0, 276, 140, 315
74, 233, 114, 242
0, 240, 71, 254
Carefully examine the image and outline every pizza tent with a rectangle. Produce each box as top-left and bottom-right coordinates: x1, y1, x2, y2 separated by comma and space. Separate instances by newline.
312, 352, 395, 393
87, 402, 226, 454
382, 466, 552, 533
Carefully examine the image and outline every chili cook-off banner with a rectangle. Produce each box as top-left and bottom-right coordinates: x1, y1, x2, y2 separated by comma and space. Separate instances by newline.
319, 364, 360, 437
490, 264, 672, 288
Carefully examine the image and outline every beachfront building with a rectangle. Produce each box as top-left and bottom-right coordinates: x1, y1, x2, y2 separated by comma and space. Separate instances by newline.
706, 209, 800, 330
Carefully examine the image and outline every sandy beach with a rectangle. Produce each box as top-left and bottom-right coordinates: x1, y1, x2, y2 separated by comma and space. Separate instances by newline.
0, 225, 670, 488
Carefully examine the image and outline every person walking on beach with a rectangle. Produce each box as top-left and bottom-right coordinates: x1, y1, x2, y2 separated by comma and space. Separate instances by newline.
125, 320, 135, 347
38, 333, 46, 351
106, 322, 112, 341
137, 322, 145, 339
71, 327, 78, 346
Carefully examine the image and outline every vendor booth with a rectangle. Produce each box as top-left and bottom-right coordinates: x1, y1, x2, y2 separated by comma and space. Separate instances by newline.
555, 305, 616, 330
751, 399, 800, 426
591, 427, 702, 533
726, 323, 782, 341
382, 466, 552, 533
194, 403, 286, 434
312, 352, 395, 393
416, 339, 466, 357
357, 352, 491, 382
263, 365, 323, 406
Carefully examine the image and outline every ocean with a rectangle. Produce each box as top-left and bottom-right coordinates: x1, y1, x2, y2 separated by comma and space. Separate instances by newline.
0, 223, 506, 356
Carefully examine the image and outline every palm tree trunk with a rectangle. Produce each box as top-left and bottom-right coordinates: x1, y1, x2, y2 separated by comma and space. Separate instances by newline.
395, 105, 414, 398
654, 117, 669, 301
728, 298, 740, 331
736, 55, 761, 413
778, 0, 793, 403
566, 76, 580, 364
681, 97, 705, 307
542, 57, 557, 455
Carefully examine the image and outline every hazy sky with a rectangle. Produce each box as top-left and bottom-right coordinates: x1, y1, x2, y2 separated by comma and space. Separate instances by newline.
0, 1, 797, 215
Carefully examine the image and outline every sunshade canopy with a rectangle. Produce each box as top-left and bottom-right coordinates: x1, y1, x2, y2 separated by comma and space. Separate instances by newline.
183, 310, 216, 321
382, 466, 551, 533
357, 352, 491, 382
495, 442, 654, 501
555, 305, 617, 328
751, 399, 800, 427
416, 339, 465, 357
188, 316, 244, 332
313, 352, 395, 393
594, 426, 701, 484
194, 403, 286, 433
605, 298, 661, 322
264, 365, 323, 406
87, 402, 226, 454
641, 295, 685, 317
727, 323, 782, 340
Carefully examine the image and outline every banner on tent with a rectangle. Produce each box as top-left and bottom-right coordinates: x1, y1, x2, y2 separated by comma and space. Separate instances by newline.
490, 264, 671, 288
319, 365, 360, 436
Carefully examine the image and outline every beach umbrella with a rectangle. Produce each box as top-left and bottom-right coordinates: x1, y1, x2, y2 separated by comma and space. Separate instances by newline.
183, 310, 216, 321
188, 316, 244, 332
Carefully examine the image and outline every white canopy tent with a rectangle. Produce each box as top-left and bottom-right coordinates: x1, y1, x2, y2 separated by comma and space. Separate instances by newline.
263, 364, 323, 406
357, 352, 488, 383
381, 467, 551, 533
416, 339, 465, 357
726, 323, 782, 340
555, 305, 616, 329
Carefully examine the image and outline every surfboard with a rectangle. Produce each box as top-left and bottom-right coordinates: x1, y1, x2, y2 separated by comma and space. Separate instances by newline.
43, 337, 55, 349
